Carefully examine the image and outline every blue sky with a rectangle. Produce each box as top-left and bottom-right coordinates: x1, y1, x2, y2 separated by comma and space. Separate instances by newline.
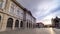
17, 0, 60, 25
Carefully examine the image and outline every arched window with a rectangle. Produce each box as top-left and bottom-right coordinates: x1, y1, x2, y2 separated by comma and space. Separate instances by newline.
15, 20, 19, 28
20, 21, 23, 27
6, 18, 13, 28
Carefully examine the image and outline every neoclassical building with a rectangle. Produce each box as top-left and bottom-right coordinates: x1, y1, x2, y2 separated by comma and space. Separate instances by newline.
0, 0, 36, 32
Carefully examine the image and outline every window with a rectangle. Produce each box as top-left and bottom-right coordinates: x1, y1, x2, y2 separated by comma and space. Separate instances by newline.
17, 9, 20, 16
10, 2, 15, 14
10, 5, 14, 14
0, 0, 3, 8
0, 0, 6, 9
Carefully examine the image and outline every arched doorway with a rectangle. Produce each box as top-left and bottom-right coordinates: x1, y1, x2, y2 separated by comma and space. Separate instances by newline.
20, 21, 23, 28
0, 15, 1, 29
27, 22, 28, 28
15, 20, 19, 28
0, 16, 1, 22
6, 18, 13, 28
29, 23, 30, 28
30, 23, 32, 28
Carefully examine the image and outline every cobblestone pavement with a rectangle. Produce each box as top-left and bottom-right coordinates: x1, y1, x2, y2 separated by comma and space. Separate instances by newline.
0, 28, 60, 34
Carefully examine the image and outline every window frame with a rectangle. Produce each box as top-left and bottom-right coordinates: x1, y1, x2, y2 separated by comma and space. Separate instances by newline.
9, 2, 15, 15
0, 0, 6, 9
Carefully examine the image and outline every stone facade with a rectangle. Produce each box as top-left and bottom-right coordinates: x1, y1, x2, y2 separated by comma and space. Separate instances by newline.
0, 0, 36, 32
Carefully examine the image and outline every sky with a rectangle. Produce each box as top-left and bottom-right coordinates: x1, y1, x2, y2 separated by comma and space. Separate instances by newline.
17, 0, 60, 25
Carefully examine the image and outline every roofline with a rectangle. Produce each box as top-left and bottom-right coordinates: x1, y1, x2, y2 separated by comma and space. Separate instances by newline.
26, 10, 36, 20
11, 0, 36, 20
11, 0, 24, 9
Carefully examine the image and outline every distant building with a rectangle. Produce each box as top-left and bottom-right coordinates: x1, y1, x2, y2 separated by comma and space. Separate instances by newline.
0, 0, 36, 32
44, 24, 52, 28
36, 22, 44, 28
51, 16, 60, 28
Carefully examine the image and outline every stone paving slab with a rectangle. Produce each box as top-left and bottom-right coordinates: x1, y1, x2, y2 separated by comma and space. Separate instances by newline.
53, 28, 60, 34
0, 28, 36, 34
0, 28, 60, 34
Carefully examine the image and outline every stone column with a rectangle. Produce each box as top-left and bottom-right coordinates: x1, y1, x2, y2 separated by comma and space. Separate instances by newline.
1, 14, 8, 31
32, 23, 33, 28
19, 20, 21, 28
12, 19, 15, 30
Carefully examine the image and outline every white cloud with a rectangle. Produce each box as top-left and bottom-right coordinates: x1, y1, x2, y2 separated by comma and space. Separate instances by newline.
17, 0, 60, 24
37, 10, 60, 25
